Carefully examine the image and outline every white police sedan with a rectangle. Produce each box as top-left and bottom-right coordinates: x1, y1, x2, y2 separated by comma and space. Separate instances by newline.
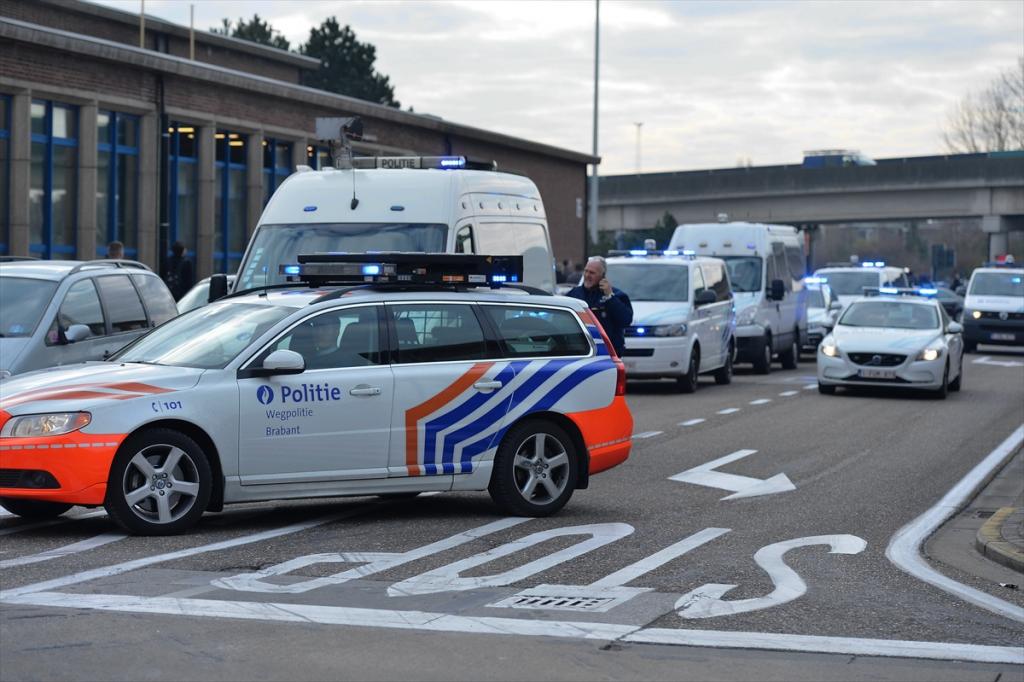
817, 288, 964, 398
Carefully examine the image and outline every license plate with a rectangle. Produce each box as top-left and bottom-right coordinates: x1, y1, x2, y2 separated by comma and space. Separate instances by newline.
859, 368, 895, 379
991, 333, 1015, 341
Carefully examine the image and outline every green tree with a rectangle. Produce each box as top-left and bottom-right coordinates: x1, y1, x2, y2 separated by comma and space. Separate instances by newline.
300, 18, 399, 108
212, 15, 291, 51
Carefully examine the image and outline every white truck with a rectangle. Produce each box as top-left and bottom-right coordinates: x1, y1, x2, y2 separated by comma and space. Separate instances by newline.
668, 222, 808, 373
229, 155, 557, 295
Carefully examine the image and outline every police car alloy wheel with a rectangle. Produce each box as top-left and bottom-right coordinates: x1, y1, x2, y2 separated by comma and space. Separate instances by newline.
489, 420, 578, 517
105, 429, 212, 535
0, 497, 72, 519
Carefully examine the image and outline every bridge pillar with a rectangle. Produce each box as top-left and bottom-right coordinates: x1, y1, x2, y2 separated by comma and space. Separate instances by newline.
982, 215, 1022, 260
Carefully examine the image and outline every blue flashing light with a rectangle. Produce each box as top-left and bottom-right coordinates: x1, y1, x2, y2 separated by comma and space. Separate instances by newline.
630, 249, 648, 256
917, 287, 938, 295
879, 287, 899, 294
283, 265, 301, 275
663, 250, 680, 256
511, 275, 519, 282
682, 249, 696, 256
361, 264, 381, 276
438, 156, 466, 168
491, 274, 508, 283
303, 206, 317, 212
805, 276, 826, 284
1013, 277, 1022, 284
636, 327, 647, 335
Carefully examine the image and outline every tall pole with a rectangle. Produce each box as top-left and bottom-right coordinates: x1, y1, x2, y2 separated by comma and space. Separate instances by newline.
189, 5, 195, 60
587, 0, 600, 251
139, 0, 145, 48
634, 122, 643, 173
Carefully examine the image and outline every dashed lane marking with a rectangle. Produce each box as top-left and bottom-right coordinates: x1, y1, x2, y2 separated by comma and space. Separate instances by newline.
716, 408, 740, 415
679, 419, 705, 427
749, 399, 772, 405
632, 431, 664, 440
779, 391, 799, 397
802, 384, 817, 390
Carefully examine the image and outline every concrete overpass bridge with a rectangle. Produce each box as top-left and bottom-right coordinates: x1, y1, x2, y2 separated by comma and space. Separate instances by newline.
598, 153, 1024, 258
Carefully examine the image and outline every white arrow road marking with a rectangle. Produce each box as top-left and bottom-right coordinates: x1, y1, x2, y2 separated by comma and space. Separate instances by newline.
679, 418, 705, 427
716, 408, 740, 415
675, 534, 867, 618
972, 356, 1024, 368
0, 532, 127, 569
632, 431, 663, 439
669, 449, 796, 500
779, 391, 799, 397
749, 399, 772, 405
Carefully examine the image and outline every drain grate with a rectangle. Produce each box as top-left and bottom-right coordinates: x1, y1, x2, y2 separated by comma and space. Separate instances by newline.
975, 510, 996, 519
498, 594, 616, 611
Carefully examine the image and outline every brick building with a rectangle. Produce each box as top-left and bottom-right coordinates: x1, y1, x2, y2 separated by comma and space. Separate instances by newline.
0, 0, 595, 278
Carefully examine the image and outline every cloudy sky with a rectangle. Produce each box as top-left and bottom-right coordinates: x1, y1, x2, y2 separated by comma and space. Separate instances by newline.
94, 0, 1022, 175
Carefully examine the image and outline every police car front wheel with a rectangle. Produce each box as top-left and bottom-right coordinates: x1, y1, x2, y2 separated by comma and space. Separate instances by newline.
105, 428, 212, 535
489, 420, 578, 517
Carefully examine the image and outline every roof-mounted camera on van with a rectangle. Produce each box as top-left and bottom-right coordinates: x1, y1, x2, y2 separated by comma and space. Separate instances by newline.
279, 252, 524, 289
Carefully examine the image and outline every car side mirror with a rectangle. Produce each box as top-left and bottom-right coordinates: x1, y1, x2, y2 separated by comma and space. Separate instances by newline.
261, 349, 305, 375
64, 324, 92, 344
829, 300, 843, 311
695, 290, 717, 306
769, 279, 785, 301
947, 321, 963, 334
208, 273, 228, 303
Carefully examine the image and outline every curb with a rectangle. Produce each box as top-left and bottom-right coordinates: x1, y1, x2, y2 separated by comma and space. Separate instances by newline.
975, 507, 1024, 574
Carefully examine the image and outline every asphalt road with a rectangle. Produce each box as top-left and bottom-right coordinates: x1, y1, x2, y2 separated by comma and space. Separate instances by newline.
2, 350, 1023, 681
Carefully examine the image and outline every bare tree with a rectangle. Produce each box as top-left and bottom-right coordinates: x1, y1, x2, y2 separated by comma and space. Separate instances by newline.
943, 57, 1024, 153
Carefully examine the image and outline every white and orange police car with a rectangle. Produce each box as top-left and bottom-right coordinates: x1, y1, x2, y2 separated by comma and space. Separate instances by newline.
0, 254, 632, 534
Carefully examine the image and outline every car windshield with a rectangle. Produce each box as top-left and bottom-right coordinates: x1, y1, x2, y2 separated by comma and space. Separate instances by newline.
236, 223, 448, 291
838, 301, 939, 330
605, 263, 688, 301
110, 302, 297, 369
0, 277, 59, 337
822, 271, 879, 297
807, 289, 826, 308
969, 272, 1024, 297
721, 257, 762, 292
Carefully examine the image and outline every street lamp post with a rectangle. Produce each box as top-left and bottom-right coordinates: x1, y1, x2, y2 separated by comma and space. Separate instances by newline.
634, 122, 643, 173
587, 0, 600, 252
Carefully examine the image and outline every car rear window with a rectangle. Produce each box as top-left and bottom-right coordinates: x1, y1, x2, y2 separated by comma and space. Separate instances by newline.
131, 273, 178, 326
482, 304, 591, 358
96, 275, 148, 332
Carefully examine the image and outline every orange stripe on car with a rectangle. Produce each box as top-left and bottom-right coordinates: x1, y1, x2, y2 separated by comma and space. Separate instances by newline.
0, 382, 172, 410
404, 362, 493, 476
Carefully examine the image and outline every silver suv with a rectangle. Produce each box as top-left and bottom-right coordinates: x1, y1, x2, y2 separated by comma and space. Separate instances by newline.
0, 259, 178, 377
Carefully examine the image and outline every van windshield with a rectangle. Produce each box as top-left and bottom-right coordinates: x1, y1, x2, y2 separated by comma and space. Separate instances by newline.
236, 223, 448, 290
605, 263, 688, 301
720, 257, 762, 293
969, 272, 1024, 297
822, 271, 878, 297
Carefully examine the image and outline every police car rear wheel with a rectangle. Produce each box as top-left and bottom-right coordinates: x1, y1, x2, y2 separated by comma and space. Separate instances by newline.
105, 429, 212, 535
489, 420, 577, 517
0, 497, 72, 519
933, 363, 949, 400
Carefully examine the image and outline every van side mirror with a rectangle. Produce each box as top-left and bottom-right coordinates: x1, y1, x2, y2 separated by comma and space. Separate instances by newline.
208, 274, 228, 303
695, 290, 717, 306
64, 324, 91, 344
769, 279, 785, 301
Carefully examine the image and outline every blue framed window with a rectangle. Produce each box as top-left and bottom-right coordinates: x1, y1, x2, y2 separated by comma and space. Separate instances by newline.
29, 100, 78, 260
167, 122, 198, 264
97, 111, 140, 258
214, 130, 247, 274
0, 94, 10, 255
262, 138, 292, 205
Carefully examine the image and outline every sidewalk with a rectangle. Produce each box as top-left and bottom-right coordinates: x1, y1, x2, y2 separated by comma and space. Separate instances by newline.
969, 446, 1023, 574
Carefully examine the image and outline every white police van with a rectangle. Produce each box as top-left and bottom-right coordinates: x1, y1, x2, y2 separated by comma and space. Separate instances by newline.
668, 222, 807, 373
230, 154, 556, 296
812, 262, 910, 302
961, 262, 1024, 352
606, 248, 735, 392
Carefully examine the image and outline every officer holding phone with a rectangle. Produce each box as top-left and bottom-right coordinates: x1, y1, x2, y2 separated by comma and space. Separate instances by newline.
568, 256, 633, 357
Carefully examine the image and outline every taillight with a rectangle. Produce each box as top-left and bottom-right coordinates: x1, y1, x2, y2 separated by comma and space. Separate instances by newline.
614, 357, 626, 396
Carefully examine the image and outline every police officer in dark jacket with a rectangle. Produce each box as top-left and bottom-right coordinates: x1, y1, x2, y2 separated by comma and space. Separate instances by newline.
568, 256, 633, 357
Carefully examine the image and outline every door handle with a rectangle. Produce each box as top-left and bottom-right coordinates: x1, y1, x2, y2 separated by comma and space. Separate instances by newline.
473, 380, 503, 392
349, 385, 381, 396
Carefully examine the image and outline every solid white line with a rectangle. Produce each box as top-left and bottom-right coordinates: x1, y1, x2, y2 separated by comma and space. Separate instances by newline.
632, 431, 663, 439
749, 399, 772, 405
626, 628, 1023, 665
0, 505, 375, 601
716, 408, 740, 415
886, 424, 1024, 624
6, 590, 1021, 665
778, 391, 799, 397
1, 532, 126, 569
679, 419, 705, 427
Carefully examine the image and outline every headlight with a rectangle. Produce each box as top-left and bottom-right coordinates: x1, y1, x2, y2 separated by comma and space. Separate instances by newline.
916, 347, 943, 361
969, 310, 982, 320
1, 412, 91, 438
736, 305, 758, 326
821, 339, 840, 357
652, 323, 687, 337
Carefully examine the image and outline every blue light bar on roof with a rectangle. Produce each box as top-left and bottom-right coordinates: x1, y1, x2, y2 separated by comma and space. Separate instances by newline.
491, 274, 507, 283
917, 287, 938, 295
879, 287, 899, 294
362, 264, 381, 275
682, 249, 696, 256
636, 327, 646, 335
630, 250, 648, 256
805, 276, 827, 284
282, 264, 300, 275
663, 250, 680, 256
437, 156, 466, 168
